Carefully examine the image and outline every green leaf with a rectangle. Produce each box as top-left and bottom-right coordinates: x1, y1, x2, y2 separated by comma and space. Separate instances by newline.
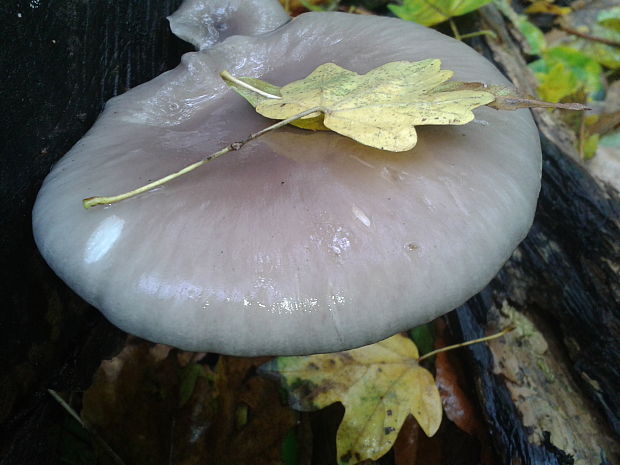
532, 62, 580, 103
299, 0, 341, 11
261, 334, 442, 464
179, 362, 208, 406
557, 1, 620, 69
281, 429, 300, 465
524, 1, 571, 16
598, 5, 620, 33
529, 47, 604, 101
571, 37, 620, 71
515, 16, 546, 55
388, 0, 494, 27
583, 133, 600, 160
409, 324, 434, 356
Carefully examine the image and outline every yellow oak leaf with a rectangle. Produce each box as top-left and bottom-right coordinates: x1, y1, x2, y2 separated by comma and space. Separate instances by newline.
254, 60, 494, 152
221, 73, 328, 131
222, 60, 495, 151
260, 334, 442, 465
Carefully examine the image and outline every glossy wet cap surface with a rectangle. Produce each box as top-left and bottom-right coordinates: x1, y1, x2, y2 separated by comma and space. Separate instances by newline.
33, 8, 541, 355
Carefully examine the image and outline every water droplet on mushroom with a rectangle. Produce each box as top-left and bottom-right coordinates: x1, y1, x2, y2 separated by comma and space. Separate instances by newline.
380, 166, 408, 183
138, 274, 202, 300
405, 242, 419, 251
422, 195, 436, 212
274, 297, 295, 314
352, 205, 371, 228
330, 236, 350, 255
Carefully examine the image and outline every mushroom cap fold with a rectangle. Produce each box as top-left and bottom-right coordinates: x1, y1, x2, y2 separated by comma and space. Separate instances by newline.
167, 0, 290, 51
32, 7, 541, 356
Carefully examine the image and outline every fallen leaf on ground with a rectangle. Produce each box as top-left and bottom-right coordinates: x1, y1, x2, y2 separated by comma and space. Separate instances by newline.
279, 0, 333, 15
81, 340, 295, 465
529, 47, 604, 101
260, 334, 442, 465
556, 0, 620, 69
393, 415, 420, 465
207, 356, 297, 465
434, 343, 483, 438
525, 1, 571, 16
388, 0, 494, 27
81, 340, 218, 465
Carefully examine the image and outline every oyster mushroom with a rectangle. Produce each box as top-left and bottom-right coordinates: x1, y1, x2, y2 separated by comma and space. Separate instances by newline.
32, 1, 541, 356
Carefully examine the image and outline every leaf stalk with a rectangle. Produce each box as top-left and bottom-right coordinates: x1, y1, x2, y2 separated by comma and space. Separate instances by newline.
83, 106, 323, 208
417, 325, 515, 362
220, 70, 282, 99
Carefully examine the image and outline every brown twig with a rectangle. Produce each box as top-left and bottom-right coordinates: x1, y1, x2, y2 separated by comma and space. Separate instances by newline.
83, 105, 323, 208
561, 26, 620, 48
48, 389, 127, 465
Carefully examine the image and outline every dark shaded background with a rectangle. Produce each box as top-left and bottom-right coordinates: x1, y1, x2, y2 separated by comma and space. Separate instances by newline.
0, 1, 189, 462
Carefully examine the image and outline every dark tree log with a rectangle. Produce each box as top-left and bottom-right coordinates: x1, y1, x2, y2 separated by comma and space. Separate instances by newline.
446, 132, 620, 465
0, 1, 188, 463
446, 7, 620, 463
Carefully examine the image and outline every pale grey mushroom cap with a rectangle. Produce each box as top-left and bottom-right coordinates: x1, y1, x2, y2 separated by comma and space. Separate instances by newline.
32, 3, 541, 356
167, 0, 290, 51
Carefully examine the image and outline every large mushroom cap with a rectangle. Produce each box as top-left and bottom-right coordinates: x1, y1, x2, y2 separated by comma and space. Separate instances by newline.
32, 2, 541, 356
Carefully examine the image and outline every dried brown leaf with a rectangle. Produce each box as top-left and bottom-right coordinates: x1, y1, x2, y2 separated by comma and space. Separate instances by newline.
82, 342, 295, 465
207, 356, 297, 465
82, 340, 217, 465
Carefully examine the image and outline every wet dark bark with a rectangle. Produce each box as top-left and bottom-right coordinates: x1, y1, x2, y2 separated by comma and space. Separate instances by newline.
447, 125, 620, 464
443, 5, 620, 463
0, 1, 188, 463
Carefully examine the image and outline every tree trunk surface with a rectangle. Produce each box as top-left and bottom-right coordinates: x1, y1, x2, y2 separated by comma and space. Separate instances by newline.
448, 7, 620, 464
448, 130, 619, 464
0, 1, 187, 463
1, 1, 618, 465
